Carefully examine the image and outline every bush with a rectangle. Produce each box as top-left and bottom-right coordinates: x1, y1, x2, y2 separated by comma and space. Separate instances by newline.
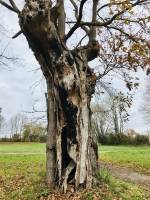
134, 134, 148, 145
0, 137, 12, 142
97, 132, 149, 145
12, 134, 21, 142
22, 123, 46, 142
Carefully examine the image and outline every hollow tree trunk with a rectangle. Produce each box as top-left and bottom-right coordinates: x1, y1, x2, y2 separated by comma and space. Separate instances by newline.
19, 0, 99, 192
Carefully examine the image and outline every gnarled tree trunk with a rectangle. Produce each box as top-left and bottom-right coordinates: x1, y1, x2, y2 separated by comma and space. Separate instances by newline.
19, 0, 99, 192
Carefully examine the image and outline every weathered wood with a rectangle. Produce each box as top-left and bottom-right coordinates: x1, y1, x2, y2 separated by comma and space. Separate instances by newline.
19, 0, 99, 192
46, 80, 57, 186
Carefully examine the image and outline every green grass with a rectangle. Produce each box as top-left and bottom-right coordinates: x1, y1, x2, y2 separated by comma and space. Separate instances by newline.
0, 143, 149, 199
100, 145, 150, 174
0, 154, 48, 200
0, 142, 45, 154
0, 143, 47, 200
96, 168, 148, 200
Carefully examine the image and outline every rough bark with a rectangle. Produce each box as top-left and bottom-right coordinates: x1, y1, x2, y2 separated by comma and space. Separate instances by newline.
19, 0, 99, 192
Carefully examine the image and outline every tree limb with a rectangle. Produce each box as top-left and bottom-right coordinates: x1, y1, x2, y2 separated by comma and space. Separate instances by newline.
70, 0, 90, 36
12, 30, 22, 39
66, 0, 148, 39
9, 0, 20, 13
0, 0, 19, 13
64, 0, 88, 41
97, 2, 124, 13
89, 0, 99, 42
109, 26, 149, 51
70, 0, 78, 19
57, 0, 66, 38
106, 26, 148, 44
81, 0, 149, 27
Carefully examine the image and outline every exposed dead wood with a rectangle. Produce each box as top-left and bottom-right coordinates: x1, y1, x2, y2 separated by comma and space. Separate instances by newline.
0, 0, 149, 194
5, 0, 99, 192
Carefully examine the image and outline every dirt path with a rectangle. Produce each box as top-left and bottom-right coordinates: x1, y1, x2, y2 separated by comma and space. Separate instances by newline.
101, 162, 150, 187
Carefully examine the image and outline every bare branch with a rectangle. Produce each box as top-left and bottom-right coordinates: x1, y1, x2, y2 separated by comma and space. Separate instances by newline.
64, 0, 88, 41
81, 0, 149, 27
0, 0, 19, 13
89, 0, 99, 42
66, 0, 149, 39
12, 30, 22, 39
107, 26, 147, 43
76, 33, 88, 48
9, 0, 20, 13
70, 0, 90, 36
97, 2, 123, 13
70, 0, 78, 19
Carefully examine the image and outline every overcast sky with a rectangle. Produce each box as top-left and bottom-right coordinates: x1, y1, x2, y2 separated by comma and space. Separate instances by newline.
0, 1, 149, 136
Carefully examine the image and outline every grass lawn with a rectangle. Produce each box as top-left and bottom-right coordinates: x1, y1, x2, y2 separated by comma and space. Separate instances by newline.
100, 145, 150, 174
0, 143, 149, 199
0, 142, 45, 154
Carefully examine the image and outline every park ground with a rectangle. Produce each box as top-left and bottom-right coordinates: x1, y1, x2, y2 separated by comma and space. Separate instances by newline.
0, 143, 149, 200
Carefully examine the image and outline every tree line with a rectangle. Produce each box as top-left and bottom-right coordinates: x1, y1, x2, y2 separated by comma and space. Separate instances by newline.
92, 87, 150, 145
0, 110, 46, 142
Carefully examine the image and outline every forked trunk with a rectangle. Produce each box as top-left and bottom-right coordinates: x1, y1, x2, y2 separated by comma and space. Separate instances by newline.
19, 0, 99, 192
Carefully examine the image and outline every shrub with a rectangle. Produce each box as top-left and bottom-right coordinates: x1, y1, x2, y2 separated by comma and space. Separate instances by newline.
134, 134, 149, 145
97, 132, 149, 145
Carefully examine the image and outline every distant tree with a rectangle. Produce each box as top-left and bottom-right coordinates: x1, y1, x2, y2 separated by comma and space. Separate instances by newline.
23, 122, 46, 142
92, 103, 112, 140
148, 131, 150, 144
92, 83, 133, 145
126, 128, 137, 138
142, 78, 150, 124
0, 107, 5, 134
10, 114, 27, 139
0, 0, 149, 191
111, 92, 132, 135
92, 97, 131, 141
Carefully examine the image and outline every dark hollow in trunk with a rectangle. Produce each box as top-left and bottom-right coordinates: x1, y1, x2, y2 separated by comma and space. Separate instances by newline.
19, 0, 99, 192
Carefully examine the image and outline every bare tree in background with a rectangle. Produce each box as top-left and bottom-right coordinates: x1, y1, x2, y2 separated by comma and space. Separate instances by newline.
0, 24, 18, 69
92, 85, 132, 142
142, 78, 150, 124
111, 93, 132, 135
92, 104, 112, 138
0, 108, 2, 131
0, 107, 5, 134
10, 113, 27, 139
142, 77, 150, 143
0, 0, 149, 192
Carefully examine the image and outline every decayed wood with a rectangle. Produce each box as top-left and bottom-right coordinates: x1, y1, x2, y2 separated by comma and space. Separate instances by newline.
18, 0, 99, 192
46, 80, 56, 186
